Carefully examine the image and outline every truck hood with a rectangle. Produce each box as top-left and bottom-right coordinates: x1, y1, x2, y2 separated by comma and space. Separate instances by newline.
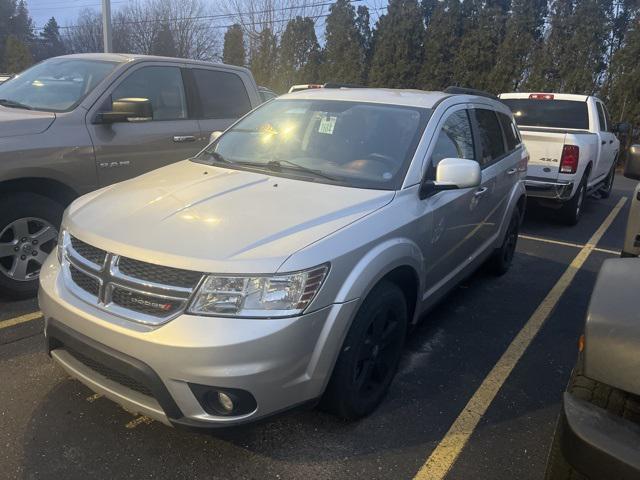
67, 160, 394, 274
0, 106, 55, 138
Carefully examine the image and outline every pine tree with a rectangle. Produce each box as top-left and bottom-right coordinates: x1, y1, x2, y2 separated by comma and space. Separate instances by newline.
278, 16, 321, 91
355, 5, 373, 80
368, 0, 424, 88
222, 24, 245, 67
418, 0, 464, 90
37, 17, 66, 61
489, 0, 547, 92
4, 34, 32, 72
10, 0, 35, 44
152, 22, 177, 57
250, 28, 278, 88
322, 0, 366, 84
0, 0, 16, 70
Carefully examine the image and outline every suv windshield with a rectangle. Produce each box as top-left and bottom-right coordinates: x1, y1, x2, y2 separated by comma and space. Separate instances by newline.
501, 98, 590, 130
0, 58, 119, 112
194, 99, 431, 190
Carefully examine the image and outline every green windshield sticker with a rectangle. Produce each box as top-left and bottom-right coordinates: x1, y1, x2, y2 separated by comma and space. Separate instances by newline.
318, 115, 337, 134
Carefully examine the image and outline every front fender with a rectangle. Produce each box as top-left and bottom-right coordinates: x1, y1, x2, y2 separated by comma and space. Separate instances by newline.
584, 258, 640, 397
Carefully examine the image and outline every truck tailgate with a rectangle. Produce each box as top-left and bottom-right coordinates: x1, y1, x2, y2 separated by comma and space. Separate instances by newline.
520, 130, 567, 181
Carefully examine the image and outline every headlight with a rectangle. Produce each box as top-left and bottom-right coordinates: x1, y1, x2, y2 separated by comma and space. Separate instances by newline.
188, 264, 329, 318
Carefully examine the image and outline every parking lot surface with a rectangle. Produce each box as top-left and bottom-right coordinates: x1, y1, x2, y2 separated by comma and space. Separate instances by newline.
0, 174, 635, 480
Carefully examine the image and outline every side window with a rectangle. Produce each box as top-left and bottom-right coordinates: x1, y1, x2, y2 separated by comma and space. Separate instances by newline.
112, 66, 187, 121
497, 112, 519, 152
474, 108, 506, 168
193, 69, 252, 119
428, 109, 474, 177
596, 102, 607, 131
602, 104, 613, 133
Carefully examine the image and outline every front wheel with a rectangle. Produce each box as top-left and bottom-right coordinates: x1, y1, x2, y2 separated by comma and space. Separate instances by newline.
600, 163, 616, 199
0, 193, 63, 299
320, 281, 408, 420
487, 207, 520, 276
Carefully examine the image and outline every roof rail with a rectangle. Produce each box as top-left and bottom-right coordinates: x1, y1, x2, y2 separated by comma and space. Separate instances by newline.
444, 86, 499, 100
323, 82, 365, 89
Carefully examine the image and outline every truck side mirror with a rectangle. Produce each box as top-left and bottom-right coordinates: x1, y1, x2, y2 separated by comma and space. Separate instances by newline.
95, 98, 153, 124
419, 158, 482, 199
209, 131, 223, 144
624, 145, 640, 181
614, 122, 630, 134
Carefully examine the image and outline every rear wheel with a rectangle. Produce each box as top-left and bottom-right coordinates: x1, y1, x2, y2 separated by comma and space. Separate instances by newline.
0, 193, 63, 299
560, 177, 586, 226
320, 281, 408, 420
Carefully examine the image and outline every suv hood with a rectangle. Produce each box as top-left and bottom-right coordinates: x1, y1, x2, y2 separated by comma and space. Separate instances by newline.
0, 106, 55, 137
67, 160, 394, 274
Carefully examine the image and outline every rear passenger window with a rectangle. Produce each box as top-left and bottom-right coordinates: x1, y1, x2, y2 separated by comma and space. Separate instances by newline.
193, 69, 251, 119
497, 112, 519, 152
474, 109, 506, 167
596, 103, 607, 131
602, 104, 613, 132
429, 110, 474, 177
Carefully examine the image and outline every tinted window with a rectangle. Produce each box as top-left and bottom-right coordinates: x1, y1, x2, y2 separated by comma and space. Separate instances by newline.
474, 109, 506, 167
502, 99, 589, 130
497, 112, 519, 151
112, 66, 187, 120
429, 110, 474, 176
596, 102, 607, 131
602, 104, 613, 132
193, 69, 251, 119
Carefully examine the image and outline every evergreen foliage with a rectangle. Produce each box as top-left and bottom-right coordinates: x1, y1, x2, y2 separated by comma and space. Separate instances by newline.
278, 16, 321, 90
222, 24, 245, 67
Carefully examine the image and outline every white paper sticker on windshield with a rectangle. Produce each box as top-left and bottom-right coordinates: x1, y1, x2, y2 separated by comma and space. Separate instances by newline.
318, 116, 337, 134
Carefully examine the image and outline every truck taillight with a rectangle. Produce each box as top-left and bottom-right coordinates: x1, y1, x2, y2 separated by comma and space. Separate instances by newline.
559, 145, 579, 174
529, 93, 554, 100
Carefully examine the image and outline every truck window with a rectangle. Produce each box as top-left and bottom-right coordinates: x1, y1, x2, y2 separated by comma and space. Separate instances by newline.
596, 102, 607, 131
497, 112, 519, 152
192, 69, 252, 119
602, 104, 613, 133
112, 66, 187, 121
474, 109, 506, 168
501, 99, 589, 130
429, 110, 475, 177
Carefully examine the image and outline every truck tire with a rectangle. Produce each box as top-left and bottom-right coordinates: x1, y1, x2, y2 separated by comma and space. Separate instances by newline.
320, 280, 408, 420
544, 354, 640, 479
599, 163, 615, 199
487, 207, 520, 275
560, 176, 587, 226
0, 193, 63, 299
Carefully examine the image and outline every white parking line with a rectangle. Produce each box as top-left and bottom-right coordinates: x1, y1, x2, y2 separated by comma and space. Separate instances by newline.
519, 234, 621, 256
0, 311, 42, 330
414, 196, 628, 480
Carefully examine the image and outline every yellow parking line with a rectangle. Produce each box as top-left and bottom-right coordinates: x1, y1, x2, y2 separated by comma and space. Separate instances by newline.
0, 311, 42, 330
125, 415, 154, 429
86, 393, 103, 403
414, 196, 628, 480
519, 234, 621, 256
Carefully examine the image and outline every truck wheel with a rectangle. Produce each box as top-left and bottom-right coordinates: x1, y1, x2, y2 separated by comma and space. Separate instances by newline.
487, 207, 520, 276
320, 281, 408, 420
560, 177, 586, 226
0, 193, 63, 299
599, 163, 615, 199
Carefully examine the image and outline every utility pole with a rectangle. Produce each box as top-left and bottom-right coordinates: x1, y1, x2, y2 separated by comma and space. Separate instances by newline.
102, 0, 113, 53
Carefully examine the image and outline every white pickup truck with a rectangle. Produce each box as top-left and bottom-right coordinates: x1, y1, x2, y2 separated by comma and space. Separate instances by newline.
499, 93, 621, 224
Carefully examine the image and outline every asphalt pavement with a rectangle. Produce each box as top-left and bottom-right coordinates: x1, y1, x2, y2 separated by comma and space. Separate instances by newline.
0, 174, 635, 480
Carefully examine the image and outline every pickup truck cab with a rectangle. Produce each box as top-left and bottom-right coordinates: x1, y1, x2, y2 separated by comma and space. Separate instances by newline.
0, 53, 261, 297
499, 93, 620, 225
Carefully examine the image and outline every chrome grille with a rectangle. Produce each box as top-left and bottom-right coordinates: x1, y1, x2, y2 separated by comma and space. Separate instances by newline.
62, 233, 202, 325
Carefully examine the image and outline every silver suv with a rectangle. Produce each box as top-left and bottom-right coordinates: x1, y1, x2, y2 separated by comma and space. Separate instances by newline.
39, 88, 527, 427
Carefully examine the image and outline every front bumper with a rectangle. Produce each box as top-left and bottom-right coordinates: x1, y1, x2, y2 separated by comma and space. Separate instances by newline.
560, 392, 640, 479
39, 255, 358, 428
524, 178, 574, 201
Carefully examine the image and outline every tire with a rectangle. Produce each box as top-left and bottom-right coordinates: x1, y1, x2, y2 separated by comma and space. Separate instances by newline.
599, 163, 615, 199
560, 176, 587, 226
487, 207, 520, 276
320, 280, 408, 420
0, 193, 64, 299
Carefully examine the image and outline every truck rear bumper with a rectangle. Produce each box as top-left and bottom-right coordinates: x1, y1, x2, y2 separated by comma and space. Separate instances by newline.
525, 178, 574, 201
560, 392, 640, 480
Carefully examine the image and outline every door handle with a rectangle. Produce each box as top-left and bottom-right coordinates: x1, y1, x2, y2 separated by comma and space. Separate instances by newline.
601, 140, 606, 145
506, 168, 517, 175
173, 135, 196, 143
474, 187, 488, 197
609, 140, 614, 144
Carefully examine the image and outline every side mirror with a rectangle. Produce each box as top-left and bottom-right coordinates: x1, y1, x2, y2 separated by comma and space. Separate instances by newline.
96, 98, 153, 124
614, 122, 630, 134
624, 145, 640, 181
419, 158, 482, 199
209, 130, 223, 144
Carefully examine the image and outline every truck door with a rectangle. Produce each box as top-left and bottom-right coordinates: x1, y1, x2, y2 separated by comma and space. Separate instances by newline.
595, 101, 618, 181
86, 63, 203, 186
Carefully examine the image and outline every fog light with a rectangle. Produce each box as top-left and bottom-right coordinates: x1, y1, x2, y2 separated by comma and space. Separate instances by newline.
218, 391, 234, 412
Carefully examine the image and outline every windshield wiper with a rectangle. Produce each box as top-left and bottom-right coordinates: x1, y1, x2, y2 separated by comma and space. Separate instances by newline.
0, 99, 32, 110
266, 159, 338, 182
201, 150, 233, 165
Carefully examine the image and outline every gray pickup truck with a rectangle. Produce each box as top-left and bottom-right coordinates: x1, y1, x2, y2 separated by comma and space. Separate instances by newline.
0, 53, 261, 297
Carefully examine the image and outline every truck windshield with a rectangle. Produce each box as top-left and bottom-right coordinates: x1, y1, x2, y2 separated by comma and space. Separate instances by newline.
194, 99, 431, 190
501, 99, 589, 130
0, 58, 119, 112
